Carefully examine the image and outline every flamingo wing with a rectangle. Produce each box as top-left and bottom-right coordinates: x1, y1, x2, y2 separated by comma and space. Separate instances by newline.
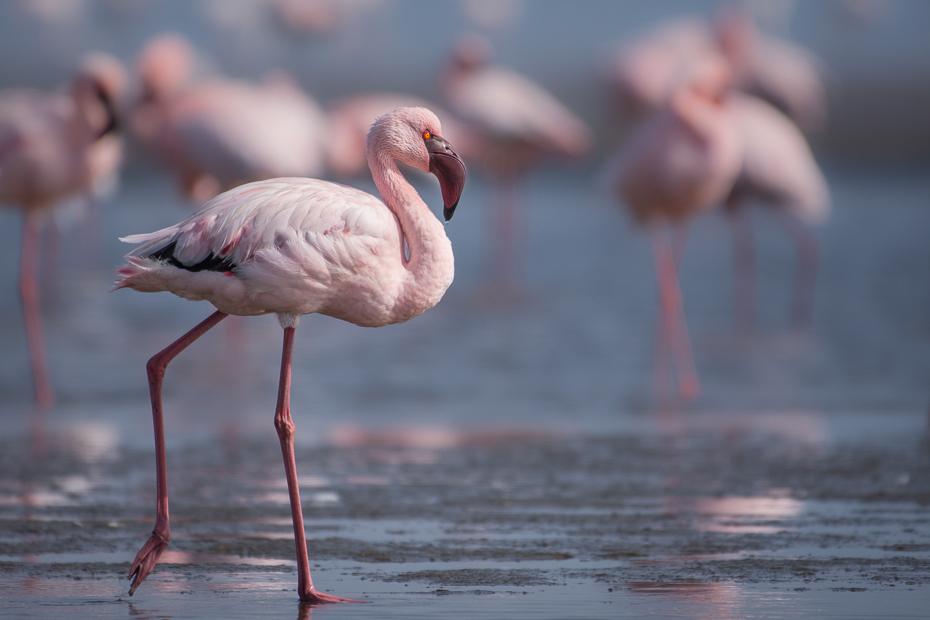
118, 178, 402, 316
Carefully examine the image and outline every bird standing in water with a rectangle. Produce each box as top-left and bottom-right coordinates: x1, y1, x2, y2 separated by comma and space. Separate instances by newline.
609, 57, 742, 400
115, 107, 466, 603
0, 53, 125, 407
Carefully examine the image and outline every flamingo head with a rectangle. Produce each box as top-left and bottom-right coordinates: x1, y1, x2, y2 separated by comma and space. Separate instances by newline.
72, 52, 127, 139
135, 32, 194, 103
369, 107, 467, 222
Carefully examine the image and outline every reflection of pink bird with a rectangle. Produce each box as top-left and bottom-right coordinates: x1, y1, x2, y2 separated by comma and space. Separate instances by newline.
609, 57, 742, 400
0, 53, 125, 406
130, 33, 328, 204
115, 107, 466, 603
325, 92, 469, 178
441, 33, 591, 283
724, 93, 829, 330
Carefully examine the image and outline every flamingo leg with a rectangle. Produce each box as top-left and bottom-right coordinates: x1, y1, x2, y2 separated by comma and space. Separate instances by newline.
653, 224, 690, 400
777, 211, 819, 330
20, 219, 54, 408
129, 309, 228, 596
651, 227, 700, 400
273, 326, 362, 605
728, 205, 756, 334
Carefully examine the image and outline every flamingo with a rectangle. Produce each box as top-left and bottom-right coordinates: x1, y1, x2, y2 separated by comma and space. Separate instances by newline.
714, 7, 828, 134
441, 33, 591, 284
0, 52, 125, 407
605, 11, 827, 133
724, 92, 830, 330
114, 107, 466, 603
608, 56, 742, 400
129, 33, 328, 204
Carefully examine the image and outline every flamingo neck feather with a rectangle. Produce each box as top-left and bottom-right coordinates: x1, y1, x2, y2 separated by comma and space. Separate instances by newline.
368, 150, 454, 319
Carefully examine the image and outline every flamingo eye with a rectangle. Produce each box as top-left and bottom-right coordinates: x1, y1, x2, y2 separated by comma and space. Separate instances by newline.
423, 131, 432, 140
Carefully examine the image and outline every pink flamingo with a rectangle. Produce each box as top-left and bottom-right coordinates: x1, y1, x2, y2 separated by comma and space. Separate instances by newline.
325, 91, 470, 179
129, 33, 328, 204
724, 92, 829, 330
0, 52, 125, 407
441, 33, 591, 283
114, 107, 465, 603
608, 56, 742, 400
604, 17, 718, 123
606, 11, 827, 133
715, 8, 828, 134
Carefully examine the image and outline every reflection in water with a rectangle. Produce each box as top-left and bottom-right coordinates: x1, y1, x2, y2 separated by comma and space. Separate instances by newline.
628, 581, 744, 620
665, 496, 804, 534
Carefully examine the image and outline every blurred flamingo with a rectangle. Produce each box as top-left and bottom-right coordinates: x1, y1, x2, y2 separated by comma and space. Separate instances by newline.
325, 91, 472, 179
724, 92, 830, 331
0, 52, 125, 407
129, 33, 328, 205
607, 56, 742, 400
605, 10, 827, 133
114, 107, 466, 603
441, 33, 592, 284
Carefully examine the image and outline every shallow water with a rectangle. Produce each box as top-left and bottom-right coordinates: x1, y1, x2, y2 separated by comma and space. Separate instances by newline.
1, 161, 929, 618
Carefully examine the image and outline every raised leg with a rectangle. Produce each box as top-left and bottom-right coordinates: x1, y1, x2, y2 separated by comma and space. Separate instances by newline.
651, 227, 700, 401
273, 326, 362, 604
20, 219, 53, 408
129, 309, 228, 596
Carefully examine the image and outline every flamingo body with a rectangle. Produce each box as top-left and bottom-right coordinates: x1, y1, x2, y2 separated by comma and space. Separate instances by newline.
612, 65, 742, 224
131, 34, 327, 202
117, 177, 444, 327
727, 93, 828, 222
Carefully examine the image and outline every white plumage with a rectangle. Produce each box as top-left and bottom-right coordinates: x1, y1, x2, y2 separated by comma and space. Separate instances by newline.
117, 178, 413, 325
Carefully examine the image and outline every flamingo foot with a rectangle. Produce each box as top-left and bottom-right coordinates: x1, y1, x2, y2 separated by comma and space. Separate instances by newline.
128, 531, 169, 596
299, 589, 367, 604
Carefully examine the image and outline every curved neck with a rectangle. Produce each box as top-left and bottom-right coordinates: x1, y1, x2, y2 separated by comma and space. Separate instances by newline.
369, 152, 454, 318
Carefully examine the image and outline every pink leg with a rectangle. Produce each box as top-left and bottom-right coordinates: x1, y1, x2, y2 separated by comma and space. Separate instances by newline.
129, 309, 228, 596
728, 206, 756, 333
651, 228, 700, 400
778, 212, 819, 330
20, 220, 54, 408
274, 327, 362, 605
653, 225, 690, 400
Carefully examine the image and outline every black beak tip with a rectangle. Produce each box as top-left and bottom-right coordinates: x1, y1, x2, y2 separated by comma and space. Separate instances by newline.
444, 204, 457, 222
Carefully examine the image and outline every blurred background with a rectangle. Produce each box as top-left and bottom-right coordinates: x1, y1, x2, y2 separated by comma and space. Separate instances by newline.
1, 0, 927, 427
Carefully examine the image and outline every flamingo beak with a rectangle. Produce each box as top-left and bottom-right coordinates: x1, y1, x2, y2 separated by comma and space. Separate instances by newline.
426, 136, 466, 222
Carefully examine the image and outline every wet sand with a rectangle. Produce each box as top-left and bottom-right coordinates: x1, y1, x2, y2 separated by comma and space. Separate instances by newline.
1, 409, 928, 619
